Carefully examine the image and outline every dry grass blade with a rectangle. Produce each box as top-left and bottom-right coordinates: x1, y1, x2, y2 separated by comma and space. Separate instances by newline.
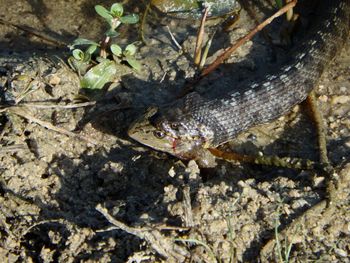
201, 0, 297, 78
194, 6, 210, 66
16, 101, 96, 109
96, 204, 189, 261
0, 144, 27, 154
0, 18, 67, 47
8, 107, 99, 145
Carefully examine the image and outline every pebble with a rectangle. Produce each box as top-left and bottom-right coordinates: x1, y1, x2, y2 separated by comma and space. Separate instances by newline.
331, 95, 350, 104
334, 248, 348, 258
318, 94, 328, 102
340, 86, 347, 93
342, 222, 350, 235
312, 176, 325, 187
168, 166, 176, 177
288, 189, 301, 198
291, 199, 309, 210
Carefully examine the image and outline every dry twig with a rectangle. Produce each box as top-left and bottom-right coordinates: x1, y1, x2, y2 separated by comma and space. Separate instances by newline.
96, 204, 189, 261
166, 26, 182, 51
201, 0, 297, 77
18, 101, 96, 109
0, 18, 67, 47
8, 107, 99, 145
0, 101, 96, 110
0, 144, 27, 154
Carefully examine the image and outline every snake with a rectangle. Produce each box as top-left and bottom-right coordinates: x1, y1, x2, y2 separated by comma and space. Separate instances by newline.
128, 0, 350, 167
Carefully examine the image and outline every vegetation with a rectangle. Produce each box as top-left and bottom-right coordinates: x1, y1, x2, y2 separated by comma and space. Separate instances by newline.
68, 2, 140, 90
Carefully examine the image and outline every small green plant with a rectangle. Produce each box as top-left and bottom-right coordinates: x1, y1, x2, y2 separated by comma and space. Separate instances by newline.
275, 0, 283, 8
274, 202, 296, 263
68, 2, 140, 90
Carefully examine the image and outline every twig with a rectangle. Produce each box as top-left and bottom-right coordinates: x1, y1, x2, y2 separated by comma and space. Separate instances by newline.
194, 6, 210, 66
16, 101, 96, 109
239, 1, 273, 47
96, 204, 189, 261
22, 219, 73, 237
166, 26, 182, 51
200, 0, 297, 78
159, 71, 167, 83
0, 18, 67, 47
8, 107, 99, 145
0, 144, 27, 154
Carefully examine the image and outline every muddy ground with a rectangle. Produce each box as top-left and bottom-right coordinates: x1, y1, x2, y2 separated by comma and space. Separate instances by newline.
0, 0, 350, 262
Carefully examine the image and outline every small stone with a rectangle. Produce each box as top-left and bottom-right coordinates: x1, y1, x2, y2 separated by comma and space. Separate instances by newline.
289, 189, 301, 198
168, 166, 176, 177
241, 224, 253, 232
291, 199, 309, 210
237, 180, 247, 188
311, 226, 322, 237
329, 122, 338, 129
186, 160, 200, 177
312, 176, 325, 187
283, 206, 291, 215
345, 139, 350, 148
318, 94, 328, 102
163, 185, 177, 202
340, 222, 350, 235
48, 74, 61, 85
334, 248, 348, 258
140, 213, 149, 220
288, 234, 303, 244
168, 70, 177, 80
340, 86, 347, 93
331, 95, 350, 104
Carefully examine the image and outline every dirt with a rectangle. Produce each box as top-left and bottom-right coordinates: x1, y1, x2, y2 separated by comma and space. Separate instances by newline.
0, 0, 350, 262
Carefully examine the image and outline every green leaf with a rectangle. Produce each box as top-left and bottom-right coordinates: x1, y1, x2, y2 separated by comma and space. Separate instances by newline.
81, 60, 117, 90
68, 57, 90, 75
110, 3, 123, 17
96, 56, 106, 63
86, 44, 98, 55
82, 52, 92, 63
110, 44, 122, 56
105, 28, 120, 38
72, 49, 84, 60
95, 5, 113, 20
69, 38, 99, 49
124, 43, 137, 56
275, 0, 283, 8
125, 55, 141, 71
120, 14, 139, 24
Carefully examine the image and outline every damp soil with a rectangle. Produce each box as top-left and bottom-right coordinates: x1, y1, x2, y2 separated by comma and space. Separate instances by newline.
0, 0, 350, 262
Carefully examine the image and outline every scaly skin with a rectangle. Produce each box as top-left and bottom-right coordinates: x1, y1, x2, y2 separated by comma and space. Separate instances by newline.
128, 0, 350, 167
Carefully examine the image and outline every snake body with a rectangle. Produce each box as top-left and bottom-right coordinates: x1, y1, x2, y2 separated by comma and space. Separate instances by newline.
128, 0, 350, 166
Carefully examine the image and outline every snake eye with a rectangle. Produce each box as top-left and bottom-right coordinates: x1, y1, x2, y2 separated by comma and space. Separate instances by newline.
153, 130, 165, 139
